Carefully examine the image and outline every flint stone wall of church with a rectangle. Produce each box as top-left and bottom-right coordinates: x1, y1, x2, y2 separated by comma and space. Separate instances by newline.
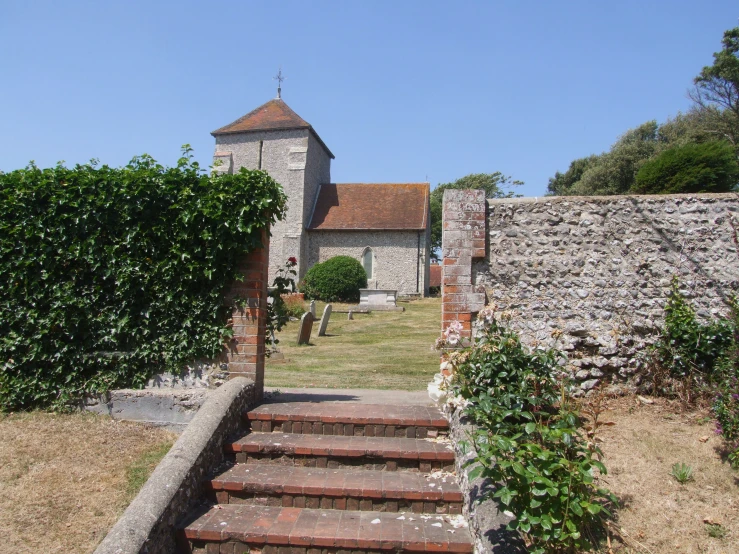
215, 129, 316, 280
307, 230, 428, 295
467, 193, 739, 393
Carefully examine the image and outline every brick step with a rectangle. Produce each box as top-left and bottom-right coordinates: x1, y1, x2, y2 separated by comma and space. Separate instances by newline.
207, 465, 463, 514
181, 504, 473, 554
226, 433, 455, 472
247, 403, 448, 438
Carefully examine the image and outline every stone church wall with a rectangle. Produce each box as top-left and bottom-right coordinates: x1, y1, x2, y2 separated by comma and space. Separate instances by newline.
307, 230, 428, 295
442, 190, 739, 393
214, 129, 313, 280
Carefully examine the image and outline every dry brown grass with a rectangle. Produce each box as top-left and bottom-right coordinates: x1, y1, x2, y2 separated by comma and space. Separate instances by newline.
597, 396, 738, 554
0, 411, 175, 553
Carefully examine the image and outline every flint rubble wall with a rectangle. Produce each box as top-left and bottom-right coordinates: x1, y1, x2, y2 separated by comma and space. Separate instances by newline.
443, 191, 739, 392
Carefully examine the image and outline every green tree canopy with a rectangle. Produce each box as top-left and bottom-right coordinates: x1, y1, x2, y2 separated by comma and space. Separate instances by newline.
690, 26, 739, 152
546, 121, 660, 196
548, 26, 739, 197
633, 140, 739, 194
430, 173, 521, 258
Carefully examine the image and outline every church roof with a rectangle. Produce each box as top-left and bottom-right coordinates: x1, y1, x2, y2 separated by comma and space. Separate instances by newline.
211, 98, 334, 158
308, 183, 429, 231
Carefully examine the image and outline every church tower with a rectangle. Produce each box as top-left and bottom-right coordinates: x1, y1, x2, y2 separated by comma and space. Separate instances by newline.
211, 97, 334, 281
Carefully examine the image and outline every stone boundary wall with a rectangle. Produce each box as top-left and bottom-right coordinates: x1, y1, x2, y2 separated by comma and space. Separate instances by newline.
442, 191, 739, 391
94, 377, 257, 554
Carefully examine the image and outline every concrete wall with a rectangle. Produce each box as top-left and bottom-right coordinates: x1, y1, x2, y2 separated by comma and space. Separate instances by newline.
307, 230, 429, 295
442, 191, 739, 392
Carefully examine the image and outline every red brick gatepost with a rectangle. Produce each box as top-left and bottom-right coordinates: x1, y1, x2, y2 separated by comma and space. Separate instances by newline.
441, 190, 486, 338
224, 230, 270, 402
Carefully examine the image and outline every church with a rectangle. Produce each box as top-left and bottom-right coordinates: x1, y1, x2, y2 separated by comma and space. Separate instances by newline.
211, 94, 431, 296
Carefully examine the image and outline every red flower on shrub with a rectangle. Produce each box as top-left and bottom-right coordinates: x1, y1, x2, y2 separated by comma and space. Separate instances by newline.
287, 257, 297, 265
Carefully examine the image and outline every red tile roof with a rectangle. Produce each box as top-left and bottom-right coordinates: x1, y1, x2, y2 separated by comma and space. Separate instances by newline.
212, 98, 334, 158
308, 183, 429, 231
429, 264, 442, 287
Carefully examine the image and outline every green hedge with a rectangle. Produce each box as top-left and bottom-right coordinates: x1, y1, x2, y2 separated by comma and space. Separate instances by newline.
300, 256, 367, 303
0, 148, 286, 410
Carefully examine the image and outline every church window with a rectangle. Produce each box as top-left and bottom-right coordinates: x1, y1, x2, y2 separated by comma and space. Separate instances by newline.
362, 248, 374, 279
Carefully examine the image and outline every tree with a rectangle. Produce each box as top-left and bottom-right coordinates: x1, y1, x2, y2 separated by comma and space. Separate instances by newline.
430, 173, 521, 258
547, 155, 598, 195
547, 121, 660, 196
547, 26, 739, 198
690, 27, 739, 152
632, 140, 739, 194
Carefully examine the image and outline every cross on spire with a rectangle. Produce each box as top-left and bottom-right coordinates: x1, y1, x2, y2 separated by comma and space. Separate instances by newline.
274, 68, 284, 99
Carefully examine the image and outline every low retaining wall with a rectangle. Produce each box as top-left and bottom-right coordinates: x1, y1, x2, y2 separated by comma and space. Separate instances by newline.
94, 377, 256, 554
84, 388, 210, 432
447, 407, 525, 554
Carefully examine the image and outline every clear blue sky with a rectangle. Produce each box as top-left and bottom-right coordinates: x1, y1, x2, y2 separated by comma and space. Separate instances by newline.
1, 1, 736, 197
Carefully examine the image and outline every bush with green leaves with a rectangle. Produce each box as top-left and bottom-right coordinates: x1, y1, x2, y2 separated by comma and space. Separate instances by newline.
448, 310, 616, 553
652, 277, 733, 381
300, 255, 367, 303
267, 257, 298, 351
632, 140, 739, 194
651, 279, 739, 468
0, 147, 286, 410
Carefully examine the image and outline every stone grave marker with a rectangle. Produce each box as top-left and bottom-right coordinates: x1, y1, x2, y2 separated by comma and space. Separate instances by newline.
297, 312, 314, 345
318, 304, 332, 336
309, 300, 316, 317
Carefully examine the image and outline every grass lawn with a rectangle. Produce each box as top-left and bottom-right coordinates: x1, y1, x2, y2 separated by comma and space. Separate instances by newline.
265, 297, 442, 390
0, 412, 175, 554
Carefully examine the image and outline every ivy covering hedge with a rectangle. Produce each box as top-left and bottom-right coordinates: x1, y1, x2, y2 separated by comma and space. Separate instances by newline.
0, 148, 286, 410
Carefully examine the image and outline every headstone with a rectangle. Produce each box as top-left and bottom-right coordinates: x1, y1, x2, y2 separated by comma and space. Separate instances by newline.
297, 312, 314, 345
318, 304, 332, 337
309, 300, 316, 317
359, 289, 399, 310
348, 310, 353, 320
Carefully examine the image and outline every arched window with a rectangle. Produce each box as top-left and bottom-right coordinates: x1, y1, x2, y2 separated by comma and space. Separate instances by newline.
362, 247, 374, 279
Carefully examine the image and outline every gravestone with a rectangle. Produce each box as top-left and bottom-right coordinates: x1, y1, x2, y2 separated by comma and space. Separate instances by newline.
359, 289, 403, 311
348, 310, 353, 320
297, 312, 314, 345
309, 300, 316, 317
318, 304, 332, 336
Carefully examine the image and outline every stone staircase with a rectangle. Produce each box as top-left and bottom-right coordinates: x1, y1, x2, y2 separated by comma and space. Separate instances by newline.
180, 402, 473, 553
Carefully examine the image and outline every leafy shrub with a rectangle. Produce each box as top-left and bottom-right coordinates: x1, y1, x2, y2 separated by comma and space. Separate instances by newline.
652, 277, 733, 382
0, 148, 286, 410
266, 258, 298, 352
447, 309, 616, 553
281, 294, 306, 318
632, 140, 739, 194
651, 278, 739, 468
300, 256, 367, 302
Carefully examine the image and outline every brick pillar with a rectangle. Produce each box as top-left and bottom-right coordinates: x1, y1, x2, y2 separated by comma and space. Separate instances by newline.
441, 190, 486, 338
224, 230, 269, 402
